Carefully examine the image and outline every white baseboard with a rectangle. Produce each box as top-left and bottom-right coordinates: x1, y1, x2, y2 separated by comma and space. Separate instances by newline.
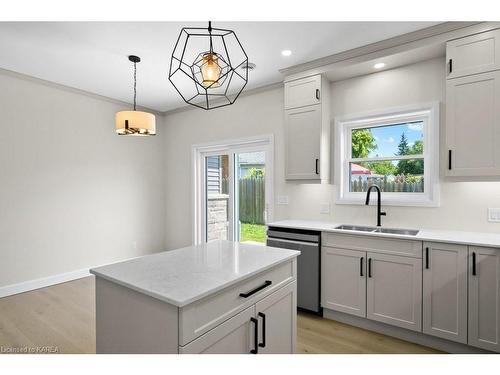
0, 268, 91, 298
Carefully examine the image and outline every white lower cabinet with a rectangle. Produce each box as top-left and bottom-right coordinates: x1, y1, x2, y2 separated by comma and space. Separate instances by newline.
422, 242, 468, 343
366, 252, 422, 332
180, 281, 296, 354
468, 246, 500, 352
321, 246, 366, 317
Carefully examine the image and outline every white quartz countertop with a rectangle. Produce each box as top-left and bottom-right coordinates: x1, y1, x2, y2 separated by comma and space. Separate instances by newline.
90, 240, 299, 307
268, 219, 500, 249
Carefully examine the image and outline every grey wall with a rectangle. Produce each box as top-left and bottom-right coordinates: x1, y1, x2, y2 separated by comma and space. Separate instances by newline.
0, 70, 166, 287
163, 57, 500, 251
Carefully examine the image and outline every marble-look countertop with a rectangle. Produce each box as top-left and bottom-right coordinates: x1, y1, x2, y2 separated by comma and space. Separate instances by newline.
90, 240, 299, 307
268, 219, 500, 249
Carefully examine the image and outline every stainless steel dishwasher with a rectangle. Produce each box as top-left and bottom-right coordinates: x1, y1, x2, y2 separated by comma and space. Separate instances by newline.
266, 226, 322, 315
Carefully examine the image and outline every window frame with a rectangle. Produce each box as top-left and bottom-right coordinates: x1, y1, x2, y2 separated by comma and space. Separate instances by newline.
335, 102, 440, 207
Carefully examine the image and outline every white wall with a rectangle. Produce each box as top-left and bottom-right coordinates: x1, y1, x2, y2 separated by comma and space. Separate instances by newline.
0, 71, 166, 288
164, 57, 500, 250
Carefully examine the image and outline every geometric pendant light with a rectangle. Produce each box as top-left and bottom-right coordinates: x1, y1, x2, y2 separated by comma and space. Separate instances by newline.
115, 55, 156, 136
169, 21, 249, 110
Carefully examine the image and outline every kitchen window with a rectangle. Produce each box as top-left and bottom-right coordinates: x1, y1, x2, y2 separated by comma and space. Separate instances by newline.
335, 103, 440, 206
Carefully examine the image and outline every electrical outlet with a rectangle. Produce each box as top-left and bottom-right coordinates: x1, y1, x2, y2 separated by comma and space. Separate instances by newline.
320, 203, 331, 215
277, 195, 289, 205
488, 208, 500, 222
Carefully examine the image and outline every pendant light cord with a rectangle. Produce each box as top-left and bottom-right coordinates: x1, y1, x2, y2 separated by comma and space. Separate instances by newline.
133, 61, 137, 111
208, 21, 213, 53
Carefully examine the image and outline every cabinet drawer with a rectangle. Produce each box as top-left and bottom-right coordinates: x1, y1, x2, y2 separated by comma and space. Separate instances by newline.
284, 74, 321, 109
322, 232, 422, 258
179, 259, 296, 345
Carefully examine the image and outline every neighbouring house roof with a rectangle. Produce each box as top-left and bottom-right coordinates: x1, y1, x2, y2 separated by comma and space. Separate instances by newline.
351, 163, 372, 175
238, 152, 265, 165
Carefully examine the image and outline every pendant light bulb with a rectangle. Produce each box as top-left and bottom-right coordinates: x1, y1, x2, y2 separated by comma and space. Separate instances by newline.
201, 53, 222, 88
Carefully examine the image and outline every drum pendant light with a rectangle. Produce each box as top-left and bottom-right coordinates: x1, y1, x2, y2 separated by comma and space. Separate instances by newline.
169, 21, 249, 110
115, 55, 156, 136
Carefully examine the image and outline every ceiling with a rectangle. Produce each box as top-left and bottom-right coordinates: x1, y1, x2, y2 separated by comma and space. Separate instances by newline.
0, 22, 441, 112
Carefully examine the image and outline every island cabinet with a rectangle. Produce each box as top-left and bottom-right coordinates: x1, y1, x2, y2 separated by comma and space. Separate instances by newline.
91, 241, 299, 354
422, 242, 468, 343
468, 246, 500, 352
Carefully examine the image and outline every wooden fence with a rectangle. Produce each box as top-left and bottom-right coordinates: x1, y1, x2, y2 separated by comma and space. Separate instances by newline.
350, 176, 424, 193
239, 177, 265, 224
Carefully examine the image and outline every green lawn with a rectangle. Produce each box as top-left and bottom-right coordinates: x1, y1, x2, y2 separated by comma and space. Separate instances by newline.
240, 223, 266, 243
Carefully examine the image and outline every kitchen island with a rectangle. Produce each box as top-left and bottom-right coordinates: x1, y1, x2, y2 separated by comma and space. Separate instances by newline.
90, 240, 300, 354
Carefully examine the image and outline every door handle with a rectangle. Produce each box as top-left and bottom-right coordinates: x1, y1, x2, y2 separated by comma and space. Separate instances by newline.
258, 312, 266, 348
315, 158, 319, 175
315, 89, 320, 100
449, 59, 453, 74
425, 247, 430, 269
448, 150, 452, 170
472, 252, 477, 276
250, 317, 258, 354
368, 258, 372, 278
360, 257, 364, 277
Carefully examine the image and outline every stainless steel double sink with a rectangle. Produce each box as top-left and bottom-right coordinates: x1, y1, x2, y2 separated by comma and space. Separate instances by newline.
334, 224, 419, 236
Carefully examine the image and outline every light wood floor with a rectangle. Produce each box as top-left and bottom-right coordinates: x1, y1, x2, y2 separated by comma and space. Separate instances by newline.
0, 276, 441, 354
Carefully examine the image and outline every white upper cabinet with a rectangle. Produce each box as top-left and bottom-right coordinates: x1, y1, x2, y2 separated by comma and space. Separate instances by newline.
321, 247, 366, 318
284, 74, 330, 181
446, 70, 500, 176
366, 252, 422, 332
284, 75, 321, 109
422, 242, 468, 344
446, 29, 500, 79
468, 246, 500, 352
285, 105, 322, 180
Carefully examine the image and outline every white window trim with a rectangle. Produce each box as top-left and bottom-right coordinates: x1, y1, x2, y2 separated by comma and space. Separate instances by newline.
192, 134, 274, 245
334, 102, 440, 207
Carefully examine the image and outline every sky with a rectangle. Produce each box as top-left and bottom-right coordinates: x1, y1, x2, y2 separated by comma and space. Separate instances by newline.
363, 121, 424, 158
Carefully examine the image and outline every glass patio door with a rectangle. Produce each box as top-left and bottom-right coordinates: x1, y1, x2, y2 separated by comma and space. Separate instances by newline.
197, 138, 272, 245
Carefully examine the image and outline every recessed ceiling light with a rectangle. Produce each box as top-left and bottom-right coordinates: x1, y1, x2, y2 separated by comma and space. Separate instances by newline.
281, 49, 292, 57
374, 62, 386, 69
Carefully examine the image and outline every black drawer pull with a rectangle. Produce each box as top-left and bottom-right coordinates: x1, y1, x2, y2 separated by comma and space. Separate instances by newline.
250, 317, 258, 354
315, 89, 320, 100
448, 150, 452, 170
472, 252, 477, 276
239, 280, 272, 298
258, 312, 266, 348
368, 258, 372, 278
360, 257, 364, 277
425, 247, 430, 269
315, 158, 319, 175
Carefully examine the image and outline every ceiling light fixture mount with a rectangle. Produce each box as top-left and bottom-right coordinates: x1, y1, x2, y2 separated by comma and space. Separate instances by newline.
281, 49, 292, 57
115, 55, 156, 136
169, 21, 249, 110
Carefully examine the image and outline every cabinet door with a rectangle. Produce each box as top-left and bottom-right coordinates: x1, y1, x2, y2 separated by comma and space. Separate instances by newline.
423, 242, 467, 343
255, 281, 296, 354
366, 252, 422, 332
285, 105, 321, 180
284, 74, 321, 109
321, 246, 366, 317
179, 305, 256, 354
468, 246, 500, 352
446, 70, 500, 177
446, 29, 500, 79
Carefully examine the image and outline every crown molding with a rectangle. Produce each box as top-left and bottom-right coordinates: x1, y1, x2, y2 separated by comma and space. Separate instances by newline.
279, 22, 495, 80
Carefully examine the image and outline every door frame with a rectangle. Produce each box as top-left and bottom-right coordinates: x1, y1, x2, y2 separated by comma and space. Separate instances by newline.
192, 134, 275, 245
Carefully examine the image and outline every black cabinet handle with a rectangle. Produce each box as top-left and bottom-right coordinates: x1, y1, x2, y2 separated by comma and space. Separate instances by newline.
258, 312, 266, 348
472, 252, 477, 276
315, 89, 320, 100
425, 247, 430, 269
449, 59, 453, 74
315, 159, 319, 175
239, 280, 272, 298
448, 150, 452, 170
360, 257, 364, 277
250, 317, 258, 354
368, 258, 372, 278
